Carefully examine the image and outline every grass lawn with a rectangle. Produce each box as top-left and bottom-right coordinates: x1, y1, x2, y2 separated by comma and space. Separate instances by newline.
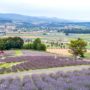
86, 45, 90, 49
85, 52, 90, 59
15, 50, 23, 56
0, 62, 21, 68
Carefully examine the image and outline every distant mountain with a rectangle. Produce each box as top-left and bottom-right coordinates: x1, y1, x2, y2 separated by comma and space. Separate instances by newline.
1, 13, 90, 28
0, 13, 70, 24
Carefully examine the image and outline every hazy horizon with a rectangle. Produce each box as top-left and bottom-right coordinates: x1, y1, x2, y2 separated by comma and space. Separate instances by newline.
0, 0, 90, 21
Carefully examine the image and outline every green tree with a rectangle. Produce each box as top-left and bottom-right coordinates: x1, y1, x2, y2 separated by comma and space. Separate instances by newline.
12, 37, 24, 49
40, 43, 46, 51
68, 38, 87, 59
23, 38, 46, 51
33, 38, 46, 51
0, 37, 24, 50
23, 43, 33, 49
0, 38, 6, 50
33, 38, 41, 50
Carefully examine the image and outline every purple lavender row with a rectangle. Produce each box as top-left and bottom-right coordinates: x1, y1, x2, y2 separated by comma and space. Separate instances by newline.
0, 68, 90, 90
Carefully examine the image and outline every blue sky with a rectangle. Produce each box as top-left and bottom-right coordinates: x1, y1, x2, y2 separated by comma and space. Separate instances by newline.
0, 0, 90, 21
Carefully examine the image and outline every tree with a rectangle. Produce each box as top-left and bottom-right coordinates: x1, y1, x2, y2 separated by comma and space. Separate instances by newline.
33, 38, 46, 51
23, 43, 33, 49
12, 37, 24, 49
33, 38, 41, 50
0, 37, 24, 50
40, 43, 46, 51
68, 38, 87, 59
23, 38, 46, 51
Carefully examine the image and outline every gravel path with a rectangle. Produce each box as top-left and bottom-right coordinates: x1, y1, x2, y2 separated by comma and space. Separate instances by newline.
0, 65, 90, 79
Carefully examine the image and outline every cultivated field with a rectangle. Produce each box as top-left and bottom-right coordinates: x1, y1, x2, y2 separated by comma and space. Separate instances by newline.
0, 50, 90, 75
0, 68, 90, 90
2, 32, 90, 42
0, 32, 90, 90
2, 32, 90, 50
47, 49, 90, 58
47, 49, 71, 56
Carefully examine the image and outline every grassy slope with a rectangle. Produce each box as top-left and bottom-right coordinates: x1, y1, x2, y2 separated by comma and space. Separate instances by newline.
85, 52, 90, 59
15, 50, 23, 56
0, 62, 22, 68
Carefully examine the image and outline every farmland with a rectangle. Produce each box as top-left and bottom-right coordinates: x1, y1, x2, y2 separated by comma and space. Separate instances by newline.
0, 67, 90, 90
47, 49, 90, 58
1, 32, 90, 50
0, 50, 90, 90
0, 50, 90, 74
0, 3, 90, 90
0, 32, 90, 90
2, 32, 90, 42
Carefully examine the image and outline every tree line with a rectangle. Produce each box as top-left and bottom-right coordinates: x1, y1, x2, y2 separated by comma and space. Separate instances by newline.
0, 37, 87, 59
23, 38, 46, 51
0, 37, 46, 51
63, 29, 90, 35
0, 37, 24, 50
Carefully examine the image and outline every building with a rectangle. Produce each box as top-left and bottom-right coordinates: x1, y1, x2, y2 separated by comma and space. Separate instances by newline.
0, 30, 6, 36
5, 24, 17, 32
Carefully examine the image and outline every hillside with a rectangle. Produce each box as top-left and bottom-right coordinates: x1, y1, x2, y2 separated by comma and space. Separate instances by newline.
0, 13, 70, 24
0, 13, 90, 33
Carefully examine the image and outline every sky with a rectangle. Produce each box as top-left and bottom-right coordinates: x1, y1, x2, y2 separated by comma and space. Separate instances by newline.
0, 0, 90, 21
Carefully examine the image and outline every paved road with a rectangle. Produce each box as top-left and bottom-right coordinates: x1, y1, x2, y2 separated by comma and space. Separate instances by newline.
0, 65, 90, 79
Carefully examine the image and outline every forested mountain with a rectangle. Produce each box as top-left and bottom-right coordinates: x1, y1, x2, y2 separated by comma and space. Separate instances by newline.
0, 13, 90, 34
0, 13, 70, 24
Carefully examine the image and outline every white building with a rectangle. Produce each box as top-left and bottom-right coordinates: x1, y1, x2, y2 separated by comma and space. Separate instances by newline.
5, 25, 16, 32
0, 30, 6, 36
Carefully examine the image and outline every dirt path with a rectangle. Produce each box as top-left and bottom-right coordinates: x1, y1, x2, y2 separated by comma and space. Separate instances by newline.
0, 65, 90, 79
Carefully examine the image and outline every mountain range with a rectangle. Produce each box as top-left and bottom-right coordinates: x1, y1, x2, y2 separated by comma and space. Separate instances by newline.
0, 13, 90, 29
0, 13, 70, 24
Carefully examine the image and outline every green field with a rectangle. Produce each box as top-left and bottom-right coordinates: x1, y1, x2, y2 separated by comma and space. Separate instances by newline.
1, 32, 90, 49
15, 50, 23, 56
4, 32, 90, 41
85, 52, 90, 59
0, 62, 22, 68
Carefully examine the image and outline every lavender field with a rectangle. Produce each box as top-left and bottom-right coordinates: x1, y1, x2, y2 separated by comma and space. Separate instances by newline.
0, 68, 90, 90
0, 55, 90, 74
0, 50, 90, 90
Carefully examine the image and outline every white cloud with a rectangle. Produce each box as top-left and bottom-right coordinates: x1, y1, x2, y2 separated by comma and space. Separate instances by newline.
1, 0, 90, 8
0, 0, 90, 20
